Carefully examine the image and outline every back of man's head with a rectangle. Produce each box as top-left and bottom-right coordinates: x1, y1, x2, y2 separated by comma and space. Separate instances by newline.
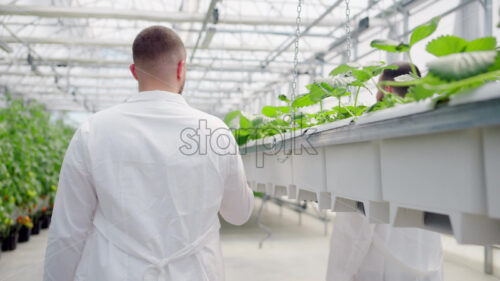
131, 26, 186, 92
377, 62, 421, 101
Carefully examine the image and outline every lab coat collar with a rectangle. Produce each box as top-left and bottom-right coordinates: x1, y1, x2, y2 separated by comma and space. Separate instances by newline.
126, 90, 187, 105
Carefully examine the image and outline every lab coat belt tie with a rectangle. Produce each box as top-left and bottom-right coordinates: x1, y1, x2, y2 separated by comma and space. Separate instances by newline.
141, 225, 217, 281
93, 213, 219, 281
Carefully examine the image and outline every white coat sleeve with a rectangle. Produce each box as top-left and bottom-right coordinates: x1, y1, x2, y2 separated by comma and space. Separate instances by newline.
219, 134, 254, 226
43, 125, 97, 281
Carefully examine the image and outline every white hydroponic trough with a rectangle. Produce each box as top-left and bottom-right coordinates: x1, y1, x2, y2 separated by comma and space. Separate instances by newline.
240, 83, 500, 245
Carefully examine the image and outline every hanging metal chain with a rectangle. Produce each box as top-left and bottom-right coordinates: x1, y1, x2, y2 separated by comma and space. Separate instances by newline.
344, 0, 352, 61
291, 0, 302, 129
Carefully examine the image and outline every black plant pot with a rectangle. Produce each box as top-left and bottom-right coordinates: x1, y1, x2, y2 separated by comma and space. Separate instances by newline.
41, 215, 51, 229
18, 226, 31, 243
31, 218, 42, 235
2, 232, 18, 251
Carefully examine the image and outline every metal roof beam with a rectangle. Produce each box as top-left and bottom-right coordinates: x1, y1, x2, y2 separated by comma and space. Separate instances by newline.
0, 4, 342, 27
3, 83, 250, 95
2, 22, 334, 38
0, 57, 289, 73
0, 36, 323, 53
0, 70, 276, 83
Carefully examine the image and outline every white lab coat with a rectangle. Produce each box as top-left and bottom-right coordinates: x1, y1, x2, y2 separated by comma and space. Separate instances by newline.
327, 212, 443, 281
43, 91, 255, 281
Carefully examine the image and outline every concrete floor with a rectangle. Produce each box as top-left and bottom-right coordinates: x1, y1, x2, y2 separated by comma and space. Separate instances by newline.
0, 198, 498, 281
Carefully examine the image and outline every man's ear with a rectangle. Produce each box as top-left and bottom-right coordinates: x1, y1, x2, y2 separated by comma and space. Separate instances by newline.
130, 64, 138, 80
384, 85, 393, 93
177, 60, 185, 81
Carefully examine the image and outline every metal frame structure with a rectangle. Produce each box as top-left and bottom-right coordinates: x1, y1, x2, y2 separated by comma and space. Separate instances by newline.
0, 0, 495, 117
0, 0, 417, 114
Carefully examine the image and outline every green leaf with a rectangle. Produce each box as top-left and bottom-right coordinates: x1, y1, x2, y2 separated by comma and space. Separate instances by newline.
329, 63, 360, 75
292, 93, 316, 108
427, 51, 497, 80
370, 39, 410, 53
373, 64, 399, 76
330, 88, 349, 98
408, 84, 435, 101
261, 106, 290, 117
465, 36, 497, 52
394, 74, 417, 82
420, 73, 447, 86
410, 16, 440, 46
315, 76, 356, 88
223, 110, 241, 126
309, 83, 329, 102
368, 93, 406, 112
350, 80, 364, 87
278, 95, 290, 103
292, 113, 306, 121
239, 112, 251, 129
234, 129, 250, 146
251, 116, 265, 127
319, 82, 334, 92
352, 69, 372, 82
489, 51, 500, 71
426, 35, 467, 56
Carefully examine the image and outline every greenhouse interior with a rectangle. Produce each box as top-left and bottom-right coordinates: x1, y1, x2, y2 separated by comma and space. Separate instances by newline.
1, 0, 500, 280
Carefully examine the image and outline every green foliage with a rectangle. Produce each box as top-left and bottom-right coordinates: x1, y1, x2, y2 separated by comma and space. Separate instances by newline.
408, 84, 436, 101
409, 16, 440, 46
394, 74, 417, 82
329, 62, 360, 76
0, 98, 74, 236
368, 93, 413, 112
223, 110, 241, 126
262, 106, 290, 117
292, 93, 316, 108
465, 37, 497, 52
308, 83, 332, 102
489, 51, 500, 71
426, 35, 467, 56
278, 95, 290, 103
370, 40, 409, 53
327, 62, 397, 83
306, 77, 354, 104
371, 17, 440, 77
426, 36, 497, 57
225, 17, 499, 147
427, 51, 498, 80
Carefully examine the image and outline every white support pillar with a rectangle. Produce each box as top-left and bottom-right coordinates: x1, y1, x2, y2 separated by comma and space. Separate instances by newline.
483, 0, 493, 36
453, 0, 487, 40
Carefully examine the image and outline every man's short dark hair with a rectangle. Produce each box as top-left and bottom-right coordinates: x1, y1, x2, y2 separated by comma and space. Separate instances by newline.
380, 62, 421, 97
132, 26, 185, 68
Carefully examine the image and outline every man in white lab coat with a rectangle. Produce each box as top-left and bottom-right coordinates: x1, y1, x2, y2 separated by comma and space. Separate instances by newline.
326, 62, 443, 281
43, 26, 255, 281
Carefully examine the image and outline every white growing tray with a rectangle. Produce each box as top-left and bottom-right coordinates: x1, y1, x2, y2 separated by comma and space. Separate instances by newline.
325, 141, 389, 224
240, 83, 500, 245
380, 128, 499, 244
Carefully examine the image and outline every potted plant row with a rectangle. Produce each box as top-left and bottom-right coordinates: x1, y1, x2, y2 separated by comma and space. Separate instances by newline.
0, 97, 73, 254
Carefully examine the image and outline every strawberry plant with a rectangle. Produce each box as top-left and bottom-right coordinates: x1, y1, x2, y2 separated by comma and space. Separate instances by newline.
225, 17, 499, 146
371, 16, 441, 77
